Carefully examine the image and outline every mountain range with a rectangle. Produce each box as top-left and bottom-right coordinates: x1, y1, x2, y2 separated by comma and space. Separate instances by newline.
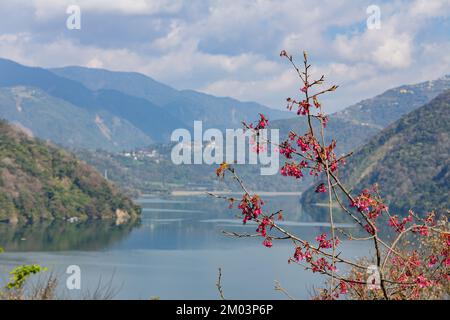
0, 58, 289, 151
1, 57, 449, 157
1, 57, 449, 215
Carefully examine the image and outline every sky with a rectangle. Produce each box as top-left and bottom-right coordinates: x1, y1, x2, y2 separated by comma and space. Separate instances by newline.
0, 0, 449, 112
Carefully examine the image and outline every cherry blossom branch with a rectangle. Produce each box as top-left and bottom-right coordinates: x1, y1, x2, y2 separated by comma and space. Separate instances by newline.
211, 50, 449, 300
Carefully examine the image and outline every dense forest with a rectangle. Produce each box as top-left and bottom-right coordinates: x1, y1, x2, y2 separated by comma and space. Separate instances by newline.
0, 120, 141, 223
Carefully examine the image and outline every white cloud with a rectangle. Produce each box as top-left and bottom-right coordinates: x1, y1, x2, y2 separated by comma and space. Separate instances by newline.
334, 31, 413, 69
0, 0, 449, 112
409, 0, 450, 18
26, 0, 183, 20
86, 57, 104, 68
372, 35, 413, 68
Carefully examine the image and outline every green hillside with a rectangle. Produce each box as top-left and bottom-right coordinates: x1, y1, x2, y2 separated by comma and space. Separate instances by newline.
301, 90, 450, 215
0, 120, 141, 223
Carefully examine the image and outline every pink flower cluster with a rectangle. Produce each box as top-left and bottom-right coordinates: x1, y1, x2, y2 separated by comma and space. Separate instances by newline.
238, 194, 264, 224
388, 212, 413, 233
256, 217, 272, 237
315, 183, 327, 193
315, 233, 339, 249
242, 113, 269, 132
280, 161, 308, 179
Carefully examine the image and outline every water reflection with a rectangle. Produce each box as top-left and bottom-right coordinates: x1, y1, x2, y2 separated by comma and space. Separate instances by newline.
0, 219, 139, 252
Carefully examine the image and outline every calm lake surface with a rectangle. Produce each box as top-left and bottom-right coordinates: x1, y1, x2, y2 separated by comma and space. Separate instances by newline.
0, 195, 372, 299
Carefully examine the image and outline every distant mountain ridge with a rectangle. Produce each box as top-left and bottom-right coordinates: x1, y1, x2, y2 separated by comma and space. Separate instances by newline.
50, 66, 184, 107
0, 58, 185, 144
271, 75, 450, 155
0, 58, 291, 151
51, 65, 290, 130
334, 75, 450, 129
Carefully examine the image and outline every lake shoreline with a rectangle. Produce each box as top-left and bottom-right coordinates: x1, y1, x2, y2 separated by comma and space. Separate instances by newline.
143, 191, 303, 197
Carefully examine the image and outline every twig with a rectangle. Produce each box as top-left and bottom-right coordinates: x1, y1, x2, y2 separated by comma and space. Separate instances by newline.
274, 280, 295, 300
216, 268, 226, 300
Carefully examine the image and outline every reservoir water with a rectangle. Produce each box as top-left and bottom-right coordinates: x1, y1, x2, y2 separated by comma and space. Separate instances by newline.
0, 195, 372, 299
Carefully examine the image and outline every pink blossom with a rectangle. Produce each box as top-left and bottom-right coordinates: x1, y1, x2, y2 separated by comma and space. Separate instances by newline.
416, 275, 432, 288
315, 183, 326, 193
263, 238, 273, 248
428, 255, 438, 267
339, 281, 347, 294
294, 247, 305, 261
